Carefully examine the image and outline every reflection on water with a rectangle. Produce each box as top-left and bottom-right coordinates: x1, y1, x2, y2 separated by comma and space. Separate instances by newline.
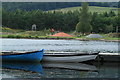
1, 62, 120, 78
2, 38, 119, 53
42, 62, 97, 71
2, 62, 43, 74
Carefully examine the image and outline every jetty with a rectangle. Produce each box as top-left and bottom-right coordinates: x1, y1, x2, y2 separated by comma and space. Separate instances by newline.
97, 53, 120, 62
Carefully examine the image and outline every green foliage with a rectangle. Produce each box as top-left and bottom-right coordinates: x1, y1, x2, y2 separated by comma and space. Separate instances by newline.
91, 12, 117, 33
76, 22, 81, 32
1, 27, 24, 33
105, 25, 113, 33
76, 22, 92, 33
2, 8, 79, 32
2, 4, 119, 34
76, 2, 92, 34
107, 33, 119, 38
109, 11, 116, 17
2, 2, 118, 12
7, 35, 16, 38
7, 35, 23, 38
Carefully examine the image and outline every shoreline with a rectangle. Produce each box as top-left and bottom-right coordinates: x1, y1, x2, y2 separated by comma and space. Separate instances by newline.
1, 37, 120, 42
76, 38, 120, 42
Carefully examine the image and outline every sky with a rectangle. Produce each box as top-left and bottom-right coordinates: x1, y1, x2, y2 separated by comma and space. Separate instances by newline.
1, 0, 119, 2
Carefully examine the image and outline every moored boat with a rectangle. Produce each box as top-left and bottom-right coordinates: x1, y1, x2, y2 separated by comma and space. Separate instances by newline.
43, 52, 99, 63
0, 49, 44, 62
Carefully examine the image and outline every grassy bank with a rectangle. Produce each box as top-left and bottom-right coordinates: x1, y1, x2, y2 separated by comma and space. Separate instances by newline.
1, 27, 119, 41
1, 33, 120, 41
1, 34, 76, 39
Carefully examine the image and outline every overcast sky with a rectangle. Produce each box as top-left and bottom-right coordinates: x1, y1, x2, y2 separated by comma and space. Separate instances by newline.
1, 0, 119, 2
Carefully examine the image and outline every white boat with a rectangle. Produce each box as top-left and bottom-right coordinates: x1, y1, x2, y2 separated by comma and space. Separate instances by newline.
42, 62, 97, 71
43, 52, 99, 63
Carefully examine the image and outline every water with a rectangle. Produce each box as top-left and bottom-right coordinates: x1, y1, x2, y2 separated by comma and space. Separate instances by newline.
1, 62, 120, 78
1, 38, 120, 79
1, 38, 119, 53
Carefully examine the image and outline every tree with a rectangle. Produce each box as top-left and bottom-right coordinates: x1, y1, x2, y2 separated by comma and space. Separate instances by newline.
102, 12, 109, 17
105, 25, 113, 33
109, 11, 116, 17
76, 2, 92, 34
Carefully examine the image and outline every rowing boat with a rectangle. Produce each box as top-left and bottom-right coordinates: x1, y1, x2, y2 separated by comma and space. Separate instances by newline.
43, 52, 99, 62
0, 49, 44, 62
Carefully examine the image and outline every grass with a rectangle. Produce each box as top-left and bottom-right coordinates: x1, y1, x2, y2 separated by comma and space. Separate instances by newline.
100, 33, 120, 40
1, 34, 75, 39
1, 27, 119, 41
48, 6, 118, 14
1, 33, 120, 41
1, 27, 24, 33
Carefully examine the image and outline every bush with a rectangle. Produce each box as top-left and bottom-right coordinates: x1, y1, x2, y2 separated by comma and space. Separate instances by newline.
7, 35, 15, 38
28, 36, 32, 38
35, 36, 39, 38
105, 25, 113, 33
16, 35, 22, 38
107, 33, 120, 38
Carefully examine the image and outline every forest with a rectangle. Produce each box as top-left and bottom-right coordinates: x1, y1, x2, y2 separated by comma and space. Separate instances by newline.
2, 2, 119, 11
2, 2, 120, 33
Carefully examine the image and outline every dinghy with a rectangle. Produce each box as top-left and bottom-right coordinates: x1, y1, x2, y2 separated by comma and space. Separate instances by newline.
43, 52, 99, 62
0, 49, 44, 62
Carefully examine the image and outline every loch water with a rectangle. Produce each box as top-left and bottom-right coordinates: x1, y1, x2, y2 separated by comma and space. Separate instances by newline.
1, 62, 120, 79
1, 38, 120, 79
1, 38, 119, 53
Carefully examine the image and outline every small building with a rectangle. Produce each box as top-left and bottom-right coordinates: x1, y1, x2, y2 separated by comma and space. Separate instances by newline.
32, 24, 36, 31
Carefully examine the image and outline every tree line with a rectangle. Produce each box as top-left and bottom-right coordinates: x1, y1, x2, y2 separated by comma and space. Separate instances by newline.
2, 7, 119, 33
2, 2, 119, 11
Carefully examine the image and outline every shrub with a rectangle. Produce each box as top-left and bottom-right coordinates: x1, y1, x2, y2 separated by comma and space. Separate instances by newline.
7, 35, 15, 38
16, 35, 22, 38
107, 33, 120, 38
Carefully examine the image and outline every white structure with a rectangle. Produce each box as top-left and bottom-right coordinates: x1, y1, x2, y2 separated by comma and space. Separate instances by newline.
32, 24, 36, 31
86, 34, 103, 38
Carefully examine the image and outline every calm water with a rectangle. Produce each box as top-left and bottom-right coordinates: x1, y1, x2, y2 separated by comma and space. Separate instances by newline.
1, 38, 119, 53
1, 62, 120, 78
1, 38, 120, 79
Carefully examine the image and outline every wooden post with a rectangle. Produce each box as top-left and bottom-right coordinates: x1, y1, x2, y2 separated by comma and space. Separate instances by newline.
116, 26, 118, 33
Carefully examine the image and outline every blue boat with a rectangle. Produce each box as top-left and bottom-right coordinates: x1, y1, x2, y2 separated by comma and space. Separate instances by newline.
1, 49, 44, 62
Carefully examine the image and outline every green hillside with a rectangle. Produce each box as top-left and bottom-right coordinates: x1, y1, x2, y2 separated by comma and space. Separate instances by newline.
49, 6, 118, 14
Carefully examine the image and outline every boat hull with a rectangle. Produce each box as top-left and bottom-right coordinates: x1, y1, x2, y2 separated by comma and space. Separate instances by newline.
1, 49, 44, 62
43, 52, 98, 62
